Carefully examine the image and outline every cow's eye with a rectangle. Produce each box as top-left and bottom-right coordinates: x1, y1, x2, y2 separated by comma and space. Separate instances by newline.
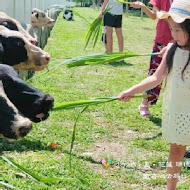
42, 13, 45, 17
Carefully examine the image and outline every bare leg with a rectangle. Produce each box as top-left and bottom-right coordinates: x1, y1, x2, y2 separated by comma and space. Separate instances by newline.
139, 43, 164, 118
115, 27, 123, 52
166, 143, 186, 190
105, 26, 113, 52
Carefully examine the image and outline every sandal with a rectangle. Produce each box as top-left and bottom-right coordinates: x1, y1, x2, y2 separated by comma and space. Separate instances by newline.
138, 105, 151, 118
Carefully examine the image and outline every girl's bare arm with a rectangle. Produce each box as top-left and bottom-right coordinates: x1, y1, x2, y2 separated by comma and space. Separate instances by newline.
118, 50, 168, 102
130, 1, 158, 20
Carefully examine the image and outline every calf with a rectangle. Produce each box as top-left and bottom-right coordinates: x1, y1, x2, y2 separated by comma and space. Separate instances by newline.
31, 8, 55, 27
0, 80, 32, 140
63, 9, 73, 21
0, 26, 50, 71
0, 64, 54, 123
0, 12, 37, 45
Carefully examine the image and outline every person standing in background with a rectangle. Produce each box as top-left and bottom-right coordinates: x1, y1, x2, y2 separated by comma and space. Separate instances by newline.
130, 0, 173, 118
99, 0, 124, 53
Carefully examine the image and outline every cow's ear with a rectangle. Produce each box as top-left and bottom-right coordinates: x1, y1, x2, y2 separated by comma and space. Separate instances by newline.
0, 42, 4, 59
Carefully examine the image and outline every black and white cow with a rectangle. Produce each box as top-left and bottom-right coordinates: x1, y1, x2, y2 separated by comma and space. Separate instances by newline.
0, 26, 50, 71
0, 64, 54, 124
0, 79, 32, 140
0, 12, 37, 45
0, 64, 54, 140
63, 9, 73, 21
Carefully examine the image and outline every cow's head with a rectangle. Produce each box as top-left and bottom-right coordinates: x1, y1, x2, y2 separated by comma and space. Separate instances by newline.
0, 12, 37, 45
0, 26, 50, 71
31, 8, 55, 27
0, 80, 32, 140
0, 64, 54, 123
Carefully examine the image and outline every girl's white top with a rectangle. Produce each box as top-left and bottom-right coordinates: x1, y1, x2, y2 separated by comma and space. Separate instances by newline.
162, 44, 190, 145
107, 0, 123, 15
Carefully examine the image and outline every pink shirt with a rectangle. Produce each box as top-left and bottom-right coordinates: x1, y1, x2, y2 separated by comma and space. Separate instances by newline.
150, 0, 173, 45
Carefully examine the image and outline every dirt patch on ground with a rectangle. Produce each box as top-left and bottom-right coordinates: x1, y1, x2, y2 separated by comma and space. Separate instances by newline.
83, 141, 127, 161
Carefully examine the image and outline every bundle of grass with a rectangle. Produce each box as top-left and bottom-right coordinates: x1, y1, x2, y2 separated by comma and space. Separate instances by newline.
84, 7, 113, 49
52, 51, 160, 69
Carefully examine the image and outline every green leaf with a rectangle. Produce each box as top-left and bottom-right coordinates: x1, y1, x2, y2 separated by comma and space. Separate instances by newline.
52, 95, 149, 111
114, 0, 153, 9
0, 155, 60, 184
64, 52, 159, 68
0, 181, 16, 189
69, 106, 88, 173
72, 9, 90, 23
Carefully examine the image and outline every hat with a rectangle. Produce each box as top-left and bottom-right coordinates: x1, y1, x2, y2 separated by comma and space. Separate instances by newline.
157, 0, 190, 23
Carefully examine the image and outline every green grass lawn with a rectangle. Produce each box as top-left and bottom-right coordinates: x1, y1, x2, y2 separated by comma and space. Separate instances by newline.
0, 7, 190, 190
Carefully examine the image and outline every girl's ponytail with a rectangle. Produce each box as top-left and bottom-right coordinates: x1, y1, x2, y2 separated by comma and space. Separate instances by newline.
166, 42, 178, 74
166, 19, 190, 80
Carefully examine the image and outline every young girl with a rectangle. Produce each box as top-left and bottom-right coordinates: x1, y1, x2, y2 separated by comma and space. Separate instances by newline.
118, 0, 190, 189
130, 0, 173, 118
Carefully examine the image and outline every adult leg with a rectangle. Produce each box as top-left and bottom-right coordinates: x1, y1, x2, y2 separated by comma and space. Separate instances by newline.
115, 27, 123, 52
105, 26, 113, 52
166, 143, 186, 190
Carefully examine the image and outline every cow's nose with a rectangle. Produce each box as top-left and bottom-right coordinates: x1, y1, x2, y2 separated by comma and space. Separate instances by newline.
30, 40, 38, 46
45, 55, 50, 62
19, 125, 32, 137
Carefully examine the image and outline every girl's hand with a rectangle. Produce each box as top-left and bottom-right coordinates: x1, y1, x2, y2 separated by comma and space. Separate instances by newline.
130, 1, 145, 9
99, 12, 103, 18
159, 46, 167, 57
118, 89, 135, 102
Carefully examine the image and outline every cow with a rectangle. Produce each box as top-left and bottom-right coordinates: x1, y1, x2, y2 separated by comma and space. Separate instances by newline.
0, 25, 50, 71
31, 8, 55, 28
0, 79, 32, 140
0, 12, 37, 45
0, 64, 54, 124
63, 9, 73, 21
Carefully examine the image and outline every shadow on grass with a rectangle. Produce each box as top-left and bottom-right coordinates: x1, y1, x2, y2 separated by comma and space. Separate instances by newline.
0, 139, 52, 152
63, 149, 101, 165
144, 132, 162, 141
0, 138, 99, 164
107, 61, 133, 67
149, 116, 162, 127
0, 139, 100, 168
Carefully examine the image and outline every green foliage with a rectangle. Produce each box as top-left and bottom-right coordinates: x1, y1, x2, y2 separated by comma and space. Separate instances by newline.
1, 8, 189, 190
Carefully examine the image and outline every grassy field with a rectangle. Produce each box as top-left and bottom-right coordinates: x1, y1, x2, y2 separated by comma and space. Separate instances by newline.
1, 7, 190, 190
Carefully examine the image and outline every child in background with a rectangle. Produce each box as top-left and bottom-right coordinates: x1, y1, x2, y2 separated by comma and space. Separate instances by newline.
118, 0, 190, 189
130, 0, 173, 118
99, 0, 124, 53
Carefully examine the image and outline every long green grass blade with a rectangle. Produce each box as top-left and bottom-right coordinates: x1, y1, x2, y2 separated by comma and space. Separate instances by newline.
65, 52, 160, 68
53, 95, 148, 111
69, 106, 88, 173
53, 97, 117, 111
72, 9, 90, 23
0, 155, 60, 184
115, 0, 130, 4
115, 0, 153, 9
29, 51, 160, 80
0, 181, 15, 189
